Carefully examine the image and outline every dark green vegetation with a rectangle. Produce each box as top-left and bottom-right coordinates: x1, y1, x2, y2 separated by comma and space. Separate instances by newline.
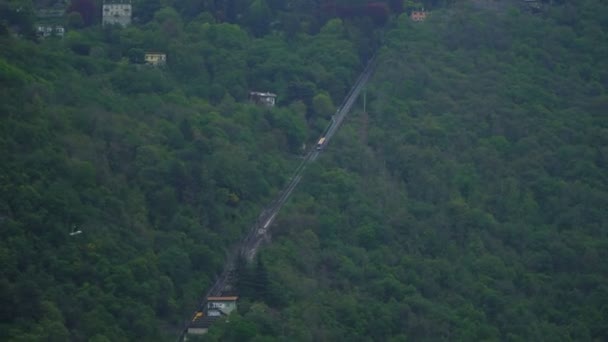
207, 1, 608, 341
0, 0, 388, 340
1, 0, 607, 341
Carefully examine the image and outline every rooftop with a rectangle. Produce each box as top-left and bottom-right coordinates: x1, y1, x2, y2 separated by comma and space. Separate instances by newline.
207, 296, 239, 301
249, 91, 277, 98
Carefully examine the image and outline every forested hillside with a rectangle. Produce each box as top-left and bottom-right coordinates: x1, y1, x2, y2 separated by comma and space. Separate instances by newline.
204, 1, 608, 341
2, 0, 607, 341
0, 0, 392, 340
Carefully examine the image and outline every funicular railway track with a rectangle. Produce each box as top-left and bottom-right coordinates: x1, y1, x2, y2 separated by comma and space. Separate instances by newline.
177, 54, 377, 342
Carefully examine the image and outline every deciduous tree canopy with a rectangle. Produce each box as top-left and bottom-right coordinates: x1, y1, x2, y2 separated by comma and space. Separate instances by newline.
208, 1, 608, 341
2, 0, 607, 341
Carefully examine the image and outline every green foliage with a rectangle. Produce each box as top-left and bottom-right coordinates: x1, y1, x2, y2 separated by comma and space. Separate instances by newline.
0, 0, 36, 38
67, 11, 85, 29
208, 1, 608, 341
10, 1, 606, 340
0, 0, 373, 337
312, 92, 336, 119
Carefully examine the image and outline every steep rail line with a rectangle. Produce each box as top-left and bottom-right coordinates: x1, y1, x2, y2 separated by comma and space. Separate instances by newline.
177, 54, 377, 341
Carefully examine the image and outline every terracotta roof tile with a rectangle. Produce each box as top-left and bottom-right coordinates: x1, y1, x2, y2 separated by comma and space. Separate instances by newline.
207, 296, 238, 301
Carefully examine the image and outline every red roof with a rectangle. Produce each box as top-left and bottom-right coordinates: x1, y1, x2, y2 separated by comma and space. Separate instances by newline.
207, 296, 238, 301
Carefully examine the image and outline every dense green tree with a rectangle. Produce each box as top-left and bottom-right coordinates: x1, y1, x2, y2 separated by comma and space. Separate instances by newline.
67, 0, 97, 26
206, 1, 608, 341
0, 0, 36, 38
7, 1, 606, 341
312, 92, 336, 119
244, 0, 271, 36
0, 1, 376, 338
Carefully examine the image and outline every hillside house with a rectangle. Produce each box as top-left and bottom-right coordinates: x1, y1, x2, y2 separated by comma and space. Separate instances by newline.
186, 297, 238, 338
102, 0, 131, 27
36, 25, 65, 38
410, 10, 427, 22
206, 296, 238, 316
144, 52, 166, 66
249, 91, 277, 107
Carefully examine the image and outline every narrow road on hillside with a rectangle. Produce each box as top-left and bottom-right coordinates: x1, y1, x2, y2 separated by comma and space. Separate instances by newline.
177, 54, 377, 341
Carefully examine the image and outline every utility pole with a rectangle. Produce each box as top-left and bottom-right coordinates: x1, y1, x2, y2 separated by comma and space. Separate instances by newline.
363, 87, 367, 113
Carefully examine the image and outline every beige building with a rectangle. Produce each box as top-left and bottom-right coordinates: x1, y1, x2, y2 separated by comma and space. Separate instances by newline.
410, 10, 427, 22
249, 91, 277, 107
144, 52, 167, 66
